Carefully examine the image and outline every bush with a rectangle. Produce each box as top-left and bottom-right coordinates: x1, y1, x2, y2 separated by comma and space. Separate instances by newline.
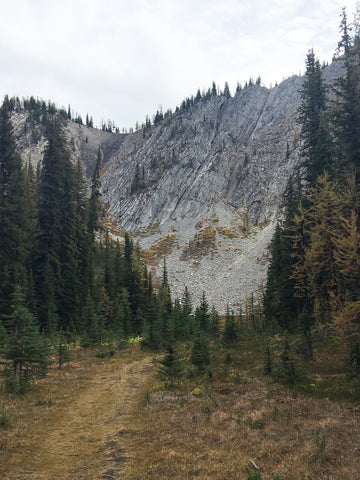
3, 367, 31, 394
273, 339, 301, 384
0, 403, 11, 428
245, 466, 262, 480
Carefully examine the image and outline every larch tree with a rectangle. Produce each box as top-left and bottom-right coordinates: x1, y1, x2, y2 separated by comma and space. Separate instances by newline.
304, 173, 341, 327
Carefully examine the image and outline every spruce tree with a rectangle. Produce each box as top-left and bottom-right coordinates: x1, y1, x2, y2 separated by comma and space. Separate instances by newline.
223, 304, 237, 344
332, 8, 360, 182
298, 49, 333, 185
3, 286, 50, 393
157, 343, 180, 386
181, 286, 193, 337
88, 147, 102, 242
34, 121, 82, 332
194, 292, 210, 334
0, 101, 30, 317
190, 332, 210, 371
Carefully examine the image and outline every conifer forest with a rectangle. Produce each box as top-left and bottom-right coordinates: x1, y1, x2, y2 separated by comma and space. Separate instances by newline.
1, 7, 360, 480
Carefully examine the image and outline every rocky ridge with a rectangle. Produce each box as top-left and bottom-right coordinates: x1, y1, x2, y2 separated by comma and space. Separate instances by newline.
12, 61, 342, 311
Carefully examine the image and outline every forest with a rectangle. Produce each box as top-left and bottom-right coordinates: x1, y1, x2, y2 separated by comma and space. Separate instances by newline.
0, 7, 360, 480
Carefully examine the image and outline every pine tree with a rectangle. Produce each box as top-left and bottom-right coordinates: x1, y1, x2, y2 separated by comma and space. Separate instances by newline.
209, 305, 220, 343
264, 222, 296, 329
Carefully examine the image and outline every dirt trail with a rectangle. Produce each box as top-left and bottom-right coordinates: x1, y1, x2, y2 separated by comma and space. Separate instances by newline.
5, 354, 153, 480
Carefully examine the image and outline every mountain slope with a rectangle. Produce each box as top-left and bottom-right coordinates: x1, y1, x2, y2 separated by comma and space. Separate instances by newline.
11, 61, 342, 311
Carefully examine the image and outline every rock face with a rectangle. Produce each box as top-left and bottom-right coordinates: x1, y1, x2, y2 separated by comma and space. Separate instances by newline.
99, 76, 305, 310
12, 61, 342, 311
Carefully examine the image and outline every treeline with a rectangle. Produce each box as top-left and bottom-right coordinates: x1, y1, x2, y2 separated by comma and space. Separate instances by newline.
4, 93, 123, 134
137, 77, 261, 133
1, 99, 255, 393
264, 8, 360, 362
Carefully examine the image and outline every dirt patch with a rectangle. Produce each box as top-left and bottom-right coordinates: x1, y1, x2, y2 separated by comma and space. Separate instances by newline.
1, 353, 154, 480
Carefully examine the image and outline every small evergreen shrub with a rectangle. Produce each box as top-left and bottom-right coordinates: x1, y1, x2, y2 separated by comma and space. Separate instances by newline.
263, 341, 273, 375
313, 429, 327, 456
245, 466, 262, 480
0, 403, 11, 428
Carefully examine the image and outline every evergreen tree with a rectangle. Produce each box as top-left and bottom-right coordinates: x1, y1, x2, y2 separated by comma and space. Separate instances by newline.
332, 8, 360, 182
3, 286, 50, 393
211, 81, 217, 96
0, 101, 30, 317
194, 292, 210, 334
88, 147, 102, 242
222, 304, 237, 344
157, 343, 180, 386
264, 223, 295, 329
223, 82, 231, 98
34, 121, 82, 331
209, 305, 220, 343
190, 332, 210, 371
181, 286, 193, 337
298, 49, 333, 185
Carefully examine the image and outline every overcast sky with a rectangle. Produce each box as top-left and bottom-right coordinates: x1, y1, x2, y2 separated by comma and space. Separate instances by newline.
0, 0, 358, 130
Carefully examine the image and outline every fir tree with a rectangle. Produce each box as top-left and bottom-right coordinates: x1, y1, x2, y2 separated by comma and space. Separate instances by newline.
34, 121, 82, 331
298, 49, 333, 185
223, 81, 231, 98
190, 332, 210, 371
222, 304, 237, 344
88, 147, 102, 242
3, 286, 50, 393
0, 101, 30, 317
194, 292, 210, 334
332, 8, 360, 182
157, 343, 180, 386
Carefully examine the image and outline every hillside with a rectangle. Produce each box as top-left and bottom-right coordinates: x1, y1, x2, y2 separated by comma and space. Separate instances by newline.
11, 60, 342, 311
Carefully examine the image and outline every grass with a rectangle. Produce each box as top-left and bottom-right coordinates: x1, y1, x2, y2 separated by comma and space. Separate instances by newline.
0, 334, 359, 479
127, 334, 360, 479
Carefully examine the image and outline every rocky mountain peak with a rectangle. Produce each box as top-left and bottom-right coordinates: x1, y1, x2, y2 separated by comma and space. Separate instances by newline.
11, 60, 343, 311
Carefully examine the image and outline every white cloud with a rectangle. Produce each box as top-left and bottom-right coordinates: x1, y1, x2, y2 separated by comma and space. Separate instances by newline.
0, 0, 358, 128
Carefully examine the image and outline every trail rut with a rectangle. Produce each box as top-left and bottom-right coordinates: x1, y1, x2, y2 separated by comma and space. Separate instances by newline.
3, 355, 153, 480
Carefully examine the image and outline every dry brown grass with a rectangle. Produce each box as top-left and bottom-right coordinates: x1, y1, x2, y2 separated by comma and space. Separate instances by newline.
0, 346, 154, 480
1, 339, 359, 480
127, 340, 360, 480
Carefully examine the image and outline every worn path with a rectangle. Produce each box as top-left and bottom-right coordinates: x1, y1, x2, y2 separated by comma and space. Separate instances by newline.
3, 354, 153, 480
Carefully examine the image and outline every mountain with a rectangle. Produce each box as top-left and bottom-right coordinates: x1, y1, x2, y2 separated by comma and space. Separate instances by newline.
11, 60, 342, 311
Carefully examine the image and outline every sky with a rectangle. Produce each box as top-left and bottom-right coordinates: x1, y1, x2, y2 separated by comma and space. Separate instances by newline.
0, 0, 358, 130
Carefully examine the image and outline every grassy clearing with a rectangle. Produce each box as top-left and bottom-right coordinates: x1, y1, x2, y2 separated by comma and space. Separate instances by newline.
0, 345, 153, 480
0, 336, 359, 480
128, 336, 360, 480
